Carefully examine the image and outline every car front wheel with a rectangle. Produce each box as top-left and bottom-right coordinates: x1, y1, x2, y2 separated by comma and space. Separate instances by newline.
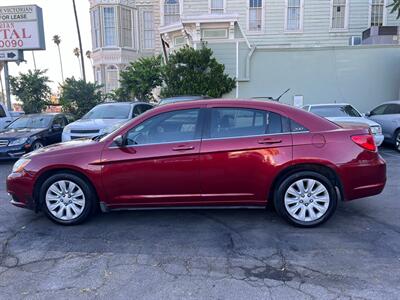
274, 171, 337, 227
40, 173, 96, 225
395, 130, 400, 152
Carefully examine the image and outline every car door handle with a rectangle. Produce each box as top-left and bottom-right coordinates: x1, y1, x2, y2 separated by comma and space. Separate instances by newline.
172, 145, 195, 151
258, 138, 282, 145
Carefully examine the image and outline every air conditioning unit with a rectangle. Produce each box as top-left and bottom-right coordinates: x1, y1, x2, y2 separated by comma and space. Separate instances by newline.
349, 36, 362, 46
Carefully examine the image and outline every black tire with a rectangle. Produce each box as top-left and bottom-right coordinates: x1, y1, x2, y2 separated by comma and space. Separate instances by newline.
31, 140, 44, 151
40, 173, 96, 225
274, 171, 338, 228
395, 130, 400, 152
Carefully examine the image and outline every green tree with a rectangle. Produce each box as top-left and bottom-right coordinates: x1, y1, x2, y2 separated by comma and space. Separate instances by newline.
161, 45, 236, 98
118, 55, 163, 102
10, 69, 51, 114
59, 77, 103, 118
388, 0, 400, 19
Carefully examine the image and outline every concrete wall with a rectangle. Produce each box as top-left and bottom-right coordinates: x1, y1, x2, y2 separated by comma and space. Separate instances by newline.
209, 44, 400, 112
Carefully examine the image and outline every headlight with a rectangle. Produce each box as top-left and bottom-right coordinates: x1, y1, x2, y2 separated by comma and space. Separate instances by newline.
9, 138, 28, 146
370, 126, 382, 135
12, 158, 31, 173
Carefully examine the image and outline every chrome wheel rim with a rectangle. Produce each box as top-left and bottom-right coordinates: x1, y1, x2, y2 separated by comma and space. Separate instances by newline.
45, 180, 86, 221
396, 133, 400, 151
33, 142, 43, 150
284, 179, 330, 222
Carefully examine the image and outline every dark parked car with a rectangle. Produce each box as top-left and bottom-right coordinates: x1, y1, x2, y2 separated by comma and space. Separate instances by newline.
158, 95, 211, 105
0, 113, 68, 159
7, 100, 386, 227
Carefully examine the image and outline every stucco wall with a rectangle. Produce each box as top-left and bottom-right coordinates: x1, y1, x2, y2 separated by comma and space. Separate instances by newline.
209, 44, 400, 112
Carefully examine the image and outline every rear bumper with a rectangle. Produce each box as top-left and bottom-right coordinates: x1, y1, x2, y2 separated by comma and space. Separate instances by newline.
339, 155, 386, 201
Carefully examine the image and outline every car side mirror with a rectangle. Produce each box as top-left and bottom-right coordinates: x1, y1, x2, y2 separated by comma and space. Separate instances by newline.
364, 111, 371, 117
113, 135, 125, 147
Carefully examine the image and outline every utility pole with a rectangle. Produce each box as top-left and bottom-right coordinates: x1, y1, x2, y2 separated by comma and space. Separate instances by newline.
3, 62, 12, 111
72, 0, 86, 82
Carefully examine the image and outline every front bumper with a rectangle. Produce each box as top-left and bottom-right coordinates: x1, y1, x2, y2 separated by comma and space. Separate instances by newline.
0, 145, 28, 160
7, 171, 36, 210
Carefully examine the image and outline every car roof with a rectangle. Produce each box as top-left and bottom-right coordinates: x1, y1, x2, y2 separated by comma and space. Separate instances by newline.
380, 100, 400, 105
146, 98, 339, 132
96, 101, 151, 106
308, 103, 351, 107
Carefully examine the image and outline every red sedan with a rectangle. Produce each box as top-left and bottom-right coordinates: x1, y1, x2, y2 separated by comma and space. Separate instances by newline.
7, 100, 386, 227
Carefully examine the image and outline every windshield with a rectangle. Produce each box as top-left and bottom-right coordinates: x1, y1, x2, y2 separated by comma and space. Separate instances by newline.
82, 104, 131, 120
7, 115, 53, 129
310, 105, 362, 118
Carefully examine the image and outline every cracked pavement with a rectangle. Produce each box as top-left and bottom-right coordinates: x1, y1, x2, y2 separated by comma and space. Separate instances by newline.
0, 147, 399, 299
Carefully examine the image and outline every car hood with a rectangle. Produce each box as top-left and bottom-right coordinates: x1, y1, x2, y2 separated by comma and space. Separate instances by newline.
327, 117, 380, 127
25, 138, 100, 158
67, 118, 128, 131
0, 128, 45, 139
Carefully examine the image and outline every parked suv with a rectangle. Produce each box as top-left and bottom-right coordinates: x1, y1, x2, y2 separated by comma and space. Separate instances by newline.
62, 102, 153, 141
7, 100, 386, 227
366, 101, 400, 152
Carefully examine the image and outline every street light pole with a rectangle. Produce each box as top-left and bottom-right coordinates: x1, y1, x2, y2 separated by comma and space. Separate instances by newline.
72, 0, 86, 82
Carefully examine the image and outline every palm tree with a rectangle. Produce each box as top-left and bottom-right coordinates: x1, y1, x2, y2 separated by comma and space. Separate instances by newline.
72, 0, 86, 82
388, 0, 400, 19
52, 35, 64, 82
86, 50, 93, 68
73, 47, 83, 79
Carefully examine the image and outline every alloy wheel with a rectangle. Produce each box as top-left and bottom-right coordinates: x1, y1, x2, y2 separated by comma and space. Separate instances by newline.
33, 142, 44, 150
396, 132, 400, 151
284, 179, 330, 223
45, 180, 86, 221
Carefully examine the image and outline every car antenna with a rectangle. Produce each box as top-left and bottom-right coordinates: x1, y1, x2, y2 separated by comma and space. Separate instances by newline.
275, 88, 291, 102
252, 88, 291, 102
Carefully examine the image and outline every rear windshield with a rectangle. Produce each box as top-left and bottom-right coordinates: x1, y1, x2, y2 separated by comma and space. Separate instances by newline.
310, 105, 361, 118
82, 104, 131, 120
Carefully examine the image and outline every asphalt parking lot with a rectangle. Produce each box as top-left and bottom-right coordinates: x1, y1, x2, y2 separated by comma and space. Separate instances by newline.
0, 147, 399, 299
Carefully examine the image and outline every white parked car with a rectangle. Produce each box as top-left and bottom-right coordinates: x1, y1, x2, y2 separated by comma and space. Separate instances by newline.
0, 103, 20, 130
62, 102, 153, 142
303, 103, 384, 146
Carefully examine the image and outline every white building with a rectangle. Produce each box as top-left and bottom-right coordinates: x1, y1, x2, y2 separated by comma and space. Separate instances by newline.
89, 0, 162, 93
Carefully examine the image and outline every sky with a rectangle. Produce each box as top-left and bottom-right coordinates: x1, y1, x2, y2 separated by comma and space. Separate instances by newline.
1, 0, 93, 94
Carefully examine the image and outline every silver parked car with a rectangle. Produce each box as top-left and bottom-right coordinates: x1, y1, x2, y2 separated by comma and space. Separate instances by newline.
303, 103, 384, 146
62, 102, 153, 141
366, 101, 400, 152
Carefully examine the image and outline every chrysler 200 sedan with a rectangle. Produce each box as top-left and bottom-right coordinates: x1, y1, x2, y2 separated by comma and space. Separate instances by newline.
7, 100, 386, 227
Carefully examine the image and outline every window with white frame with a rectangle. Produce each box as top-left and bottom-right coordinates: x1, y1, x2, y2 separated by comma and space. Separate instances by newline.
91, 8, 101, 48
164, 0, 180, 25
370, 0, 385, 26
210, 0, 225, 14
121, 8, 133, 48
331, 0, 347, 29
143, 11, 155, 49
103, 7, 116, 46
286, 0, 302, 31
248, 0, 262, 31
106, 65, 119, 92
95, 68, 102, 84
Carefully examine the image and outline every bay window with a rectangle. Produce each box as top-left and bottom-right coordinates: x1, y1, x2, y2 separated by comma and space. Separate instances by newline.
103, 7, 116, 46
121, 8, 133, 48
164, 0, 180, 25
143, 11, 155, 49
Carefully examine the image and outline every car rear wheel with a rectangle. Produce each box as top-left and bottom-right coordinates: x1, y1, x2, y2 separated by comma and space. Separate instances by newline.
395, 130, 400, 152
274, 171, 337, 227
40, 173, 96, 225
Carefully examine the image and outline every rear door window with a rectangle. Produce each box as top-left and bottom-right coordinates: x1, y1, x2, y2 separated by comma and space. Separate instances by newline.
383, 104, 400, 115
208, 108, 283, 139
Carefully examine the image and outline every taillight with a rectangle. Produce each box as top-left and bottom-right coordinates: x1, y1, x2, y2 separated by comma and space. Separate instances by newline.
351, 134, 377, 152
